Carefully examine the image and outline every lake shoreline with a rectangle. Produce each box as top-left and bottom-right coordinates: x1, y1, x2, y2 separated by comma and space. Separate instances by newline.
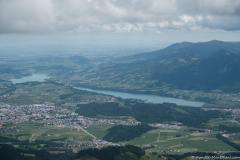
74, 86, 204, 107
10, 73, 204, 107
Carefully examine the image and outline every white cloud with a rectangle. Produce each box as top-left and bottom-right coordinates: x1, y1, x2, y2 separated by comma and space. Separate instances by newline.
0, 0, 56, 33
0, 0, 239, 33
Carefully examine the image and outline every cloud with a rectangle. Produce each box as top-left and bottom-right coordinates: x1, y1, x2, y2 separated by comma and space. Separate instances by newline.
0, 0, 239, 34
0, 0, 55, 33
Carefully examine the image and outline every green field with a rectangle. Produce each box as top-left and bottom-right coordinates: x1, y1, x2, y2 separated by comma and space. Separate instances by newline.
86, 125, 112, 139
126, 128, 236, 154
0, 123, 93, 148
228, 133, 240, 145
79, 124, 237, 154
3, 82, 115, 106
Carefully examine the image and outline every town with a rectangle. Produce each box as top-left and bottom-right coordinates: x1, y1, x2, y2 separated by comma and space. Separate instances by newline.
0, 103, 140, 150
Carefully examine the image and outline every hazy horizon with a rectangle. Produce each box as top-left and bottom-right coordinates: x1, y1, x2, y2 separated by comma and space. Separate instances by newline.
0, 0, 240, 57
0, 32, 240, 57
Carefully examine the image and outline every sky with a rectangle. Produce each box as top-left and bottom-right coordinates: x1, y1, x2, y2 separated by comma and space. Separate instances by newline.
0, 0, 240, 56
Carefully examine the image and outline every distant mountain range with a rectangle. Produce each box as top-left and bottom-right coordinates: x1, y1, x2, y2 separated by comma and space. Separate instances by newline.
95, 40, 240, 91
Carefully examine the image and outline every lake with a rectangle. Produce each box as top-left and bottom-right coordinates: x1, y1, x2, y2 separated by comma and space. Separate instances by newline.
10, 74, 204, 107
75, 86, 204, 107
10, 74, 49, 84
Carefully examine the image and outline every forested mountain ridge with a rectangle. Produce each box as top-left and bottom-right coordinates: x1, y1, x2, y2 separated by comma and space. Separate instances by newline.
88, 41, 240, 91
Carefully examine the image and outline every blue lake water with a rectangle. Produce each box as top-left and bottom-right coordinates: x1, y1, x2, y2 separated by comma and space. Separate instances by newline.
75, 86, 204, 107
10, 73, 204, 107
10, 74, 49, 84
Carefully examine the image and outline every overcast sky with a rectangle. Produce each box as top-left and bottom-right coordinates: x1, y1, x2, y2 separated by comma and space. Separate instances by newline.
0, 0, 240, 54
0, 0, 239, 34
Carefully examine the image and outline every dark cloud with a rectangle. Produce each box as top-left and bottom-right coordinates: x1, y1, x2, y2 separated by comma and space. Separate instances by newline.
0, 0, 239, 34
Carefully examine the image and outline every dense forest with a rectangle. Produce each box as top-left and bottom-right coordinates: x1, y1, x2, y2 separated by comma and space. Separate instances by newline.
77, 102, 222, 128
103, 124, 154, 142
76, 145, 145, 160
0, 142, 145, 160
